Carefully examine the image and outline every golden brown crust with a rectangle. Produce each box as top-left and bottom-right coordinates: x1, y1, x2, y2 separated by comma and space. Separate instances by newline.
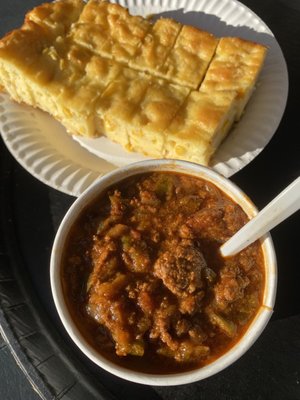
129, 18, 182, 73
159, 26, 219, 89
128, 80, 190, 156
72, 0, 151, 62
163, 90, 237, 165
26, 0, 85, 36
0, 22, 56, 83
96, 68, 151, 147
201, 37, 266, 92
200, 37, 267, 119
79, 0, 128, 24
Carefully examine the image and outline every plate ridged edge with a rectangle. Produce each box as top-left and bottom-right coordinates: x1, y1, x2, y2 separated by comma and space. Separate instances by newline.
0, 94, 104, 197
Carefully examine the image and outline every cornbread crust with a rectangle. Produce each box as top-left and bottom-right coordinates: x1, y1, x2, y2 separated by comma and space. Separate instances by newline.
128, 80, 190, 157
200, 37, 267, 120
72, 0, 151, 63
159, 26, 219, 89
164, 90, 237, 165
129, 18, 182, 74
26, 0, 85, 37
78, 0, 128, 23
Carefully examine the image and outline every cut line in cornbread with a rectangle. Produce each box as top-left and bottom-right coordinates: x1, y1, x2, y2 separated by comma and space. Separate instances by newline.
59, 46, 122, 136
163, 90, 237, 165
127, 80, 190, 157
72, 0, 151, 63
129, 18, 182, 75
95, 68, 152, 148
158, 25, 219, 89
200, 37, 267, 120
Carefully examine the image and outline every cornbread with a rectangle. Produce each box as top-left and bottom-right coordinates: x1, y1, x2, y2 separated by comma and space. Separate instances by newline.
26, 0, 85, 37
158, 26, 219, 89
0, 0, 267, 166
96, 68, 151, 148
59, 46, 122, 136
0, 23, 121, 137
72, 0, 151, 63
129, 18, 182, 75
128, 80, 190, 157
164, 91, 237, 165
200, 37, 267, 120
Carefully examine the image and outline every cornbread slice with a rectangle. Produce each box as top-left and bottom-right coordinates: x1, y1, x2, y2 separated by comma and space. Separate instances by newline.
56, 45, 123, 136
26, 0, 85, 37
71, 0, 125, 57
128, 80, 190, 157
72, 0, 151, 63
163, 90, 237, 165
0, 22, 65, 107
79, 0, 128, 23
200, 37, 267, 120
96, 68, 151, 148
159, 26, 219, 89
129, 18, 182, 75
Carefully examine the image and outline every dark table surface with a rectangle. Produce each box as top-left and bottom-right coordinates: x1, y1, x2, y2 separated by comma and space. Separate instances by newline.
0, 0, 300, 399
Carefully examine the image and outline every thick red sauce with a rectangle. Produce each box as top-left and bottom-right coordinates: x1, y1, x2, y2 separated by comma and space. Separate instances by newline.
61, 172, 265, 373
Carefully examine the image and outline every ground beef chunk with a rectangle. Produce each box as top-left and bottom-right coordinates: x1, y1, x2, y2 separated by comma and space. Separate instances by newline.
214, 264, 250, 311
178, 291, 205, 314
153, 243, 207, 297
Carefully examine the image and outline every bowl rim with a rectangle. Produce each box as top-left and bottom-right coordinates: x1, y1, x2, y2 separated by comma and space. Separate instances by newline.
50, 159, 277, 386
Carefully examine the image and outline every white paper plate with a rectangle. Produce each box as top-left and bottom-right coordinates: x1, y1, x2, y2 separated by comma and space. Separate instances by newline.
0, 0, 288, 196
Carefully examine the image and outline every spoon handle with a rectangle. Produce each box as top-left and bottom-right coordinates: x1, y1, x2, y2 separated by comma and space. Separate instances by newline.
220, 176, 300, 257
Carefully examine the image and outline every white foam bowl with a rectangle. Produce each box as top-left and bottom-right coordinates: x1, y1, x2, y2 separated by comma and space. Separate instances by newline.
50, 159, 277, 386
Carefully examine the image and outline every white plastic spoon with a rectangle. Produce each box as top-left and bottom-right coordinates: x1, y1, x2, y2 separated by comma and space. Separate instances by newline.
220, 176, 300, 257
